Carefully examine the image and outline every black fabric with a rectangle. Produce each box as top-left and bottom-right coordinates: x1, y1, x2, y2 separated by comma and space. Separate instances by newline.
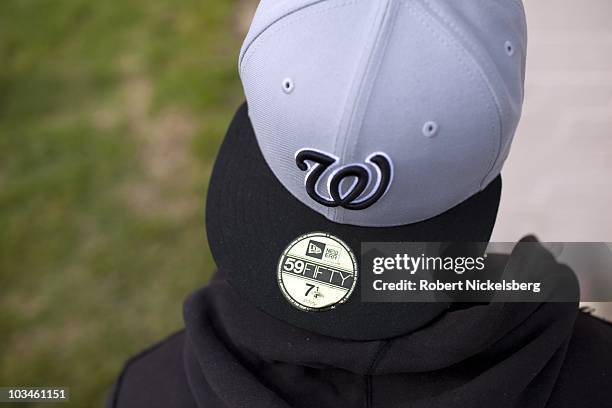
206, 103, 503, 340
108, 267, 612, 408
108, 331, 197, 408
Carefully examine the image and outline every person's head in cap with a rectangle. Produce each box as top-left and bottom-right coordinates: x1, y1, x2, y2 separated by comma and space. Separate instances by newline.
207, 0, 527, 340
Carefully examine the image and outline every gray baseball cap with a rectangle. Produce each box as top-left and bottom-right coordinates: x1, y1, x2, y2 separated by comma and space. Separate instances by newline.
239, 0, 527, 227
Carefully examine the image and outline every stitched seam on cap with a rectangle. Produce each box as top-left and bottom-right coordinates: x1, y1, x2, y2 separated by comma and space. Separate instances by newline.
418, 0, 507, 189
334, 0, 395, 162
239, 0, 328, 73
334, 0, 398, 223
407, 0, 500, 192
329, 0, 382, 222
334, 0, 392, 158
239, 0, 362, 222
407, 2, 498, 179
240, 0, 363, 222
240, 0, 360, 76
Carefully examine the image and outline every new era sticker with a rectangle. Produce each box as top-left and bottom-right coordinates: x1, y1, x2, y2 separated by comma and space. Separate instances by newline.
277, 232, 358, 312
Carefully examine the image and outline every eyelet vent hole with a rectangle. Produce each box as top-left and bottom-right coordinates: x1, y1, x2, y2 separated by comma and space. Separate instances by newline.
505, 41, 515, 56
282, 78, 294, 94
422, 121, 439, 138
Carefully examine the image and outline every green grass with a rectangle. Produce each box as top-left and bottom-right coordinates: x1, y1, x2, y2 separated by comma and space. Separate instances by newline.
0, 1, 247, 406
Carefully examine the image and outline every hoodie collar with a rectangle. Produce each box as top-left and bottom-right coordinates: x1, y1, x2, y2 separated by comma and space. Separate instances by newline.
183, 266, 578, 408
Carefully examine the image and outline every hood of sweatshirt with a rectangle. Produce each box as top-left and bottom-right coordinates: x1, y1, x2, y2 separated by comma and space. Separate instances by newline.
183, 246, 579, 408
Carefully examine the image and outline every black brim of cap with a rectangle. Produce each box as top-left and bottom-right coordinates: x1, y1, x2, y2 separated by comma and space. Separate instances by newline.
206, 103, 502, 340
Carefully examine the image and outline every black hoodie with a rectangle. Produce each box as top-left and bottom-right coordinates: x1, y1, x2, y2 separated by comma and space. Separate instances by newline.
108, 265, 612, 408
